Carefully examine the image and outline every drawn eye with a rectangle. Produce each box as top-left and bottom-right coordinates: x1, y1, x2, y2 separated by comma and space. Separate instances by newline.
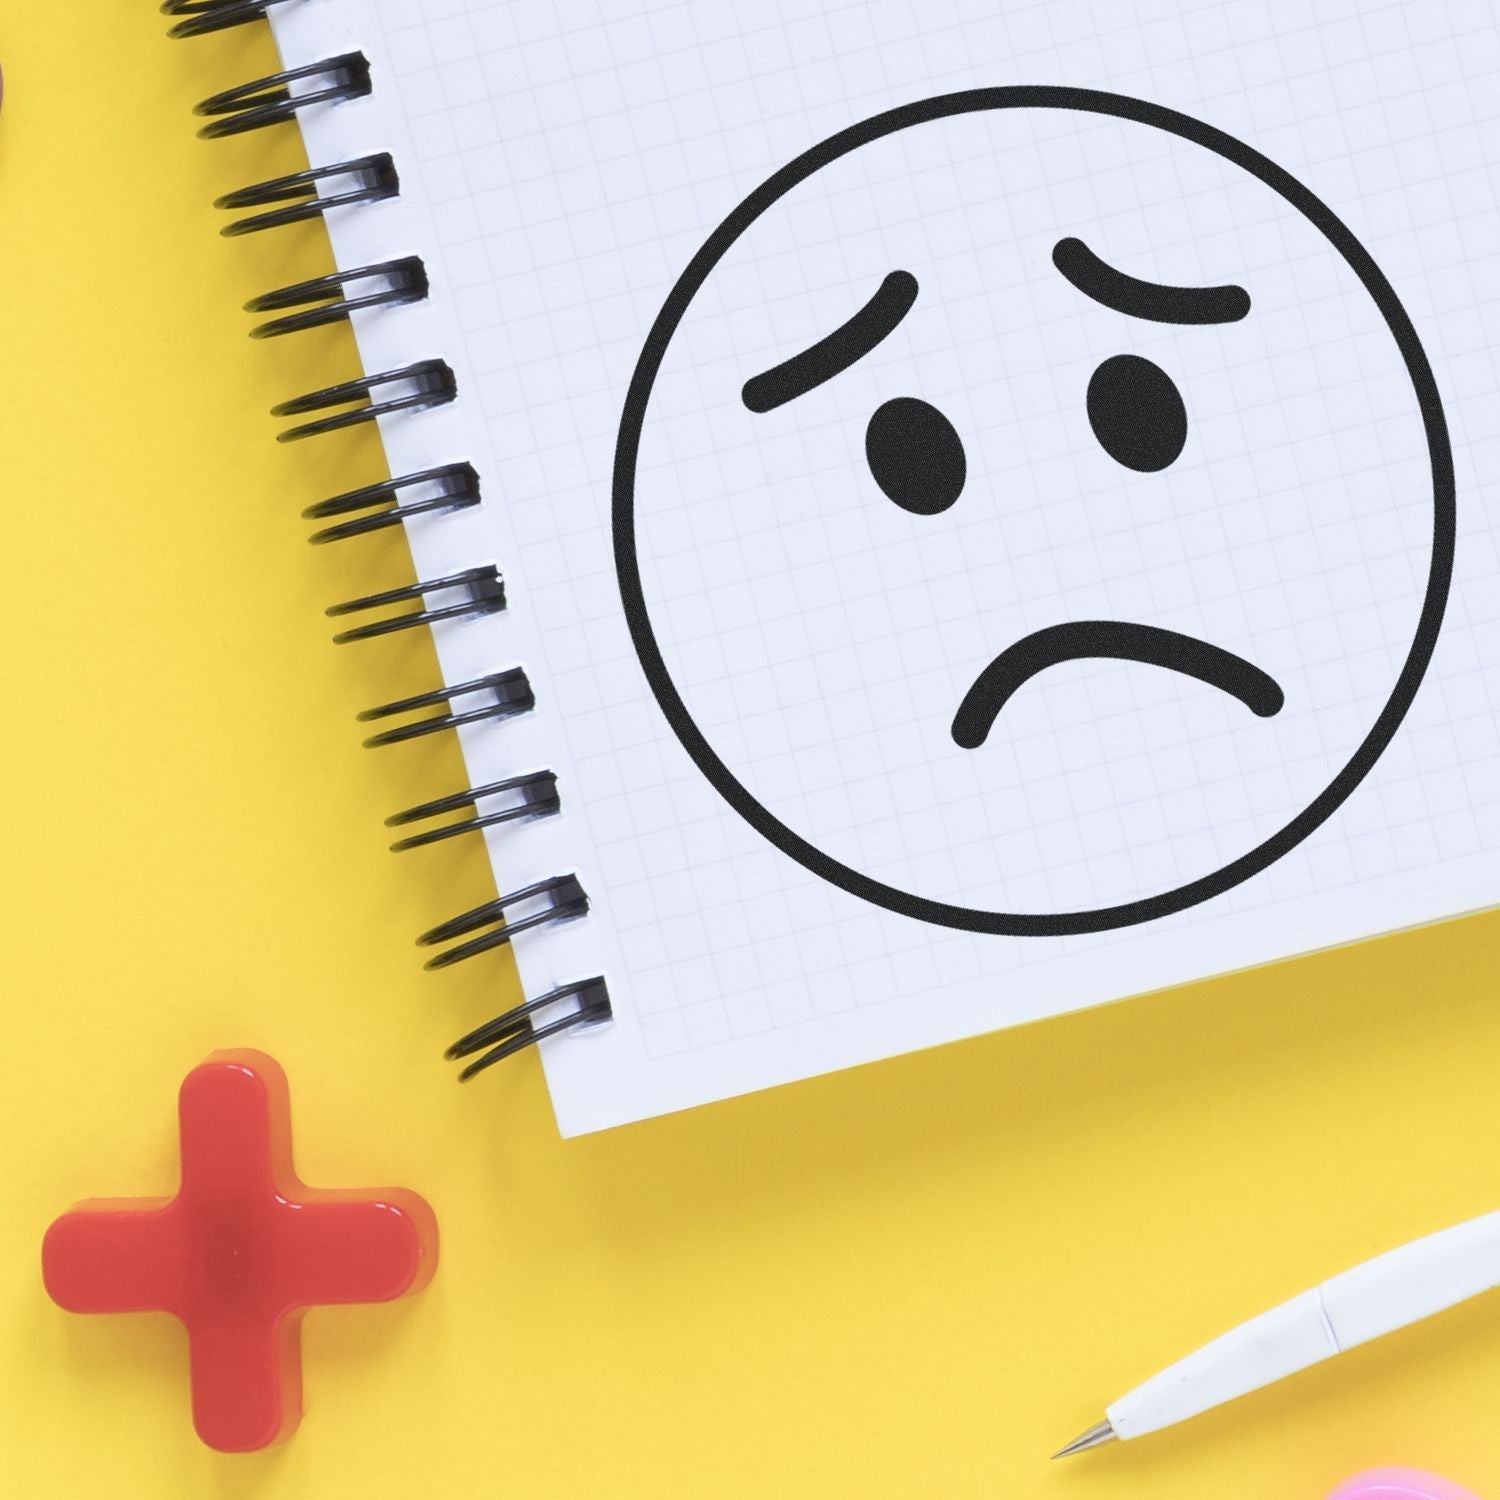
864, 396, 966, 515
1086, 354, 1187, 472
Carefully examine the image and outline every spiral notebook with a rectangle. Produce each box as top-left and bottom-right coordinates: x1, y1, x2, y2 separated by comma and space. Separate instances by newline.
168, 0, 1500, 1136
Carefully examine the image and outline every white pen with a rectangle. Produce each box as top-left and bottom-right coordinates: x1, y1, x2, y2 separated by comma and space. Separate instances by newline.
1055, 1206, 1500, 1457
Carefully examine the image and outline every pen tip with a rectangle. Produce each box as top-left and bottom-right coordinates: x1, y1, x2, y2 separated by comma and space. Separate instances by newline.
1052, 1419, 1119, 1460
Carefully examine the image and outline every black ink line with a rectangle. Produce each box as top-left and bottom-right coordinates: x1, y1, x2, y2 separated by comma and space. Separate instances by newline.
951, 621, 1283, 749
1052, 237, 1250, 325
741, 270, 919, 412
615, 88, 1453, 938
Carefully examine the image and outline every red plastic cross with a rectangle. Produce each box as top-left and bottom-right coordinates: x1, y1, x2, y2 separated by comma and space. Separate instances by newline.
42, 1049, 438, 1452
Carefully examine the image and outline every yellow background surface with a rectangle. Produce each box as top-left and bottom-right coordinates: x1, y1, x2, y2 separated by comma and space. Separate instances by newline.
2, 6, 1499, 1497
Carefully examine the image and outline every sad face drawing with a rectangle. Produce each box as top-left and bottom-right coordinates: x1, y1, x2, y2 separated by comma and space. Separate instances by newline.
614, 89, 1452, 935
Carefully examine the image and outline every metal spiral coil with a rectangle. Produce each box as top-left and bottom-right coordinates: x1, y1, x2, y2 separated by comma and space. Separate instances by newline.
273, 359, 456, 442
216, 156, 401, 237
304, 463, 481, 545
446, 978, 613, 1081
175, 8, 613, 1073
386, 771, 561, 852
357, 669, 536, 747
248, 259, 430, 338
326, 565, 506, 643
419, 876, 592, 970
162, 0, 294, 38
195, 54, 373, 139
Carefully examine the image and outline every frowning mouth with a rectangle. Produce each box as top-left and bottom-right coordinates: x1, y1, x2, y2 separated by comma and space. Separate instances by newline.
951, 621, 1284, 749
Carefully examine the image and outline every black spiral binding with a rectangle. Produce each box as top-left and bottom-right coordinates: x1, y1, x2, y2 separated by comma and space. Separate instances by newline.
195, 54, 374, 138
164, 0, 294, 39
303, 463, 482, 545
169, 6, 612, 1078
326, 566, 506, 643
357, 670, 536, 747
248, 258, 430, 338
217, 157, 401, 237
446, 979, 612, 1081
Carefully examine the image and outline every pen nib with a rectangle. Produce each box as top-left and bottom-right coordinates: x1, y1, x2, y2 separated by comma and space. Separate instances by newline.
1052, 1419, 1118, 1460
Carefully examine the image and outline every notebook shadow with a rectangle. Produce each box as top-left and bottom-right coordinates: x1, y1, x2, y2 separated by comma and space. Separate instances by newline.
487, 904, 1500, 1254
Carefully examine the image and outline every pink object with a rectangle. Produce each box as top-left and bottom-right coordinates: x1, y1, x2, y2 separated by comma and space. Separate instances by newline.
42, 1050, 438, 1452
1329, 1470, 1483, 1500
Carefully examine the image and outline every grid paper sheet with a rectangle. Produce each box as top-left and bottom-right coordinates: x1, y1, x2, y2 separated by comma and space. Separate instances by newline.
272, 0, 1500, 1135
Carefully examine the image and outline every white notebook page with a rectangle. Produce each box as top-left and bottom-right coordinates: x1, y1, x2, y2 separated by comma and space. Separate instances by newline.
270, 0, 1500, 1135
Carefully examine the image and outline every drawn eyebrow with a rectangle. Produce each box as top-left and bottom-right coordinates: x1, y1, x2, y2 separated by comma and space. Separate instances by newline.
1052, 237, 1250, 325
742, 270, 919, 412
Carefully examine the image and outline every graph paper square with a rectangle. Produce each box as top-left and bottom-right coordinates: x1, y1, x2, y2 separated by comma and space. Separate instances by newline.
274, 0, 1500, 1134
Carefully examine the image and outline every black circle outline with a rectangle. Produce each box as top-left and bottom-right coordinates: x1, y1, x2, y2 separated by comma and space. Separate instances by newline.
613, 86, 1455, 936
